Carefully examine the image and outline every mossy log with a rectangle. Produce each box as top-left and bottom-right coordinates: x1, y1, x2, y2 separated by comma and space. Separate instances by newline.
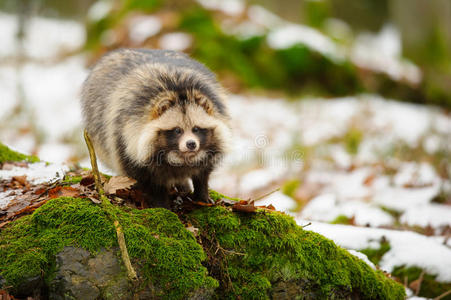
0, 197, 406, 299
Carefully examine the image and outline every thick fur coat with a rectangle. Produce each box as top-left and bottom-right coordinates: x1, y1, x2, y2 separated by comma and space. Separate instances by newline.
81, 48, 231, 207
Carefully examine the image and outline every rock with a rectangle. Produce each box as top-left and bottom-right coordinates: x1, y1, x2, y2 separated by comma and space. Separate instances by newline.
271, 279, 321, 299
49, 247, 131, 300
49, 246, 214, 300
13, 275, 43, 299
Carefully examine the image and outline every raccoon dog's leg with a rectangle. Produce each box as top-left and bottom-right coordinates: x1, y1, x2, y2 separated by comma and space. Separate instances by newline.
141, 182, 171, 208
192, 169, 212, 203
174, 179, 192, 196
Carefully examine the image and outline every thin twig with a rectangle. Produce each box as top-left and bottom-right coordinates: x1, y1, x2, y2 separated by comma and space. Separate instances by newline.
220, 248, 246, 256
83, 130, 103, 196
415, 270, 425, 296
216, 242, 245, 256
434, 289, 451, 300
301, 222, 312, 228
249, 188, 280, 204
83, 129, 137, 281
113, 220, 137, 280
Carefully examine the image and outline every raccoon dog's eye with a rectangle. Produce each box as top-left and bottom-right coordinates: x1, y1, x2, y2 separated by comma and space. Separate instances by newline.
174, 127, 183, 135
192, 126, 200, 133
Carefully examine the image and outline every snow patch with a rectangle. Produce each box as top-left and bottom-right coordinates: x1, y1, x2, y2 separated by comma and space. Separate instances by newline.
400, 204, 451, 229
347, 249, 376, 269
87, 1, 112, 21
372, 183, 441, 212
0, 66, 18, 120
267, 24, 345, 61
0, 13, 18, 58
351, 25, 422, 85
247, 5, 285, 28
158, 33, 192, 51
304, 221, 451, 282
0, 162, 68, 185
301, 193, 394, 227
37, 143, 75, 164
128, 16, 162, 44
24, 16, 85, 60
254, 191, 297, 212
20, 56, 87, 142
0, 192, 15, 210
196, 0, 245, 16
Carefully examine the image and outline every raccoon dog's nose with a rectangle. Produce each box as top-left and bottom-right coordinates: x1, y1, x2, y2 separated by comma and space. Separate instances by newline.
186, 140, 197, 151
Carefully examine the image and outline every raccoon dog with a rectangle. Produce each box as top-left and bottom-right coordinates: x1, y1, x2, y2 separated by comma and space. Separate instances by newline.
81, 49, 231, 208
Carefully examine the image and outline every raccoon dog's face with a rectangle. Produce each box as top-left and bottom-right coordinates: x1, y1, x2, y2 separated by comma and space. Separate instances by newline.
133, 90, 230, 168
158, 109, 216, 166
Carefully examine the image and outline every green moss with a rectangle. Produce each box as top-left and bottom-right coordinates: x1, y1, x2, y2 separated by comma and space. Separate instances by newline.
360, 240, 391, 266
1, 197, 406, 299
330, 214, 353, 225
0, 198, 114, 290
0, 142, 39, 164
343, 128, 363, 155
281, 179, 300, 198
209, 190, 240, 202
122, 0, 161, 12
189, 206, 405, 299
61, 176, 83, 185
380, 206, 402, 220
115, 206, 218, 298
305, 0, 330, 28
392, 266, 451, 299
0, 197, 216, 299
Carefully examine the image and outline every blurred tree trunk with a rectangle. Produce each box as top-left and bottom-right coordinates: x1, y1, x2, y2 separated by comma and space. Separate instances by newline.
390, 0, 451, 70
390, 0, 451, 107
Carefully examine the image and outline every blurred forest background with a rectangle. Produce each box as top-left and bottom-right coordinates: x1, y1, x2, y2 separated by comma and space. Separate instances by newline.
0, 0, 451, 298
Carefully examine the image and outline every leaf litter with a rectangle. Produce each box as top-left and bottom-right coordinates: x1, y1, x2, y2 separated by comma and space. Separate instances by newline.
0, 163, 279, 230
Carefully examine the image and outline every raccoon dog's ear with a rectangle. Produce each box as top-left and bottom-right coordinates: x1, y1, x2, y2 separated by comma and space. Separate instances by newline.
151, 98, 174, 119
194, 94, 215, 115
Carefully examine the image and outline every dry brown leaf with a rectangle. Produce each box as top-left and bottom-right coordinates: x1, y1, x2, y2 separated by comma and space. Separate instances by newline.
80, 175, 95, 186
232, 200, 256, 213
12, 176, 28, 186
0, 221, 11, 229
8, 199, 48, 220
48, 186, 80, 199
104, 176, 137, 195
33, 187, 46, 195
0, 289, 17, 300
192, 201, 215, 207
186, 226, 199, 237
409, 278, 420, 294
262, 204, 276, 210
363, 174, 376, 186
409, 271, 425, 296
1, 162, 16, 170
88, 196, 101, 204
403, 182, 433, 189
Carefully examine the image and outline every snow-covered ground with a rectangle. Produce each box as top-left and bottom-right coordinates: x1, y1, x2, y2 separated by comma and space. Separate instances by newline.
304, 221, 451, 282
0, 12, 87, 164
0, 12, 450, 298
0, 162, 68, 209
